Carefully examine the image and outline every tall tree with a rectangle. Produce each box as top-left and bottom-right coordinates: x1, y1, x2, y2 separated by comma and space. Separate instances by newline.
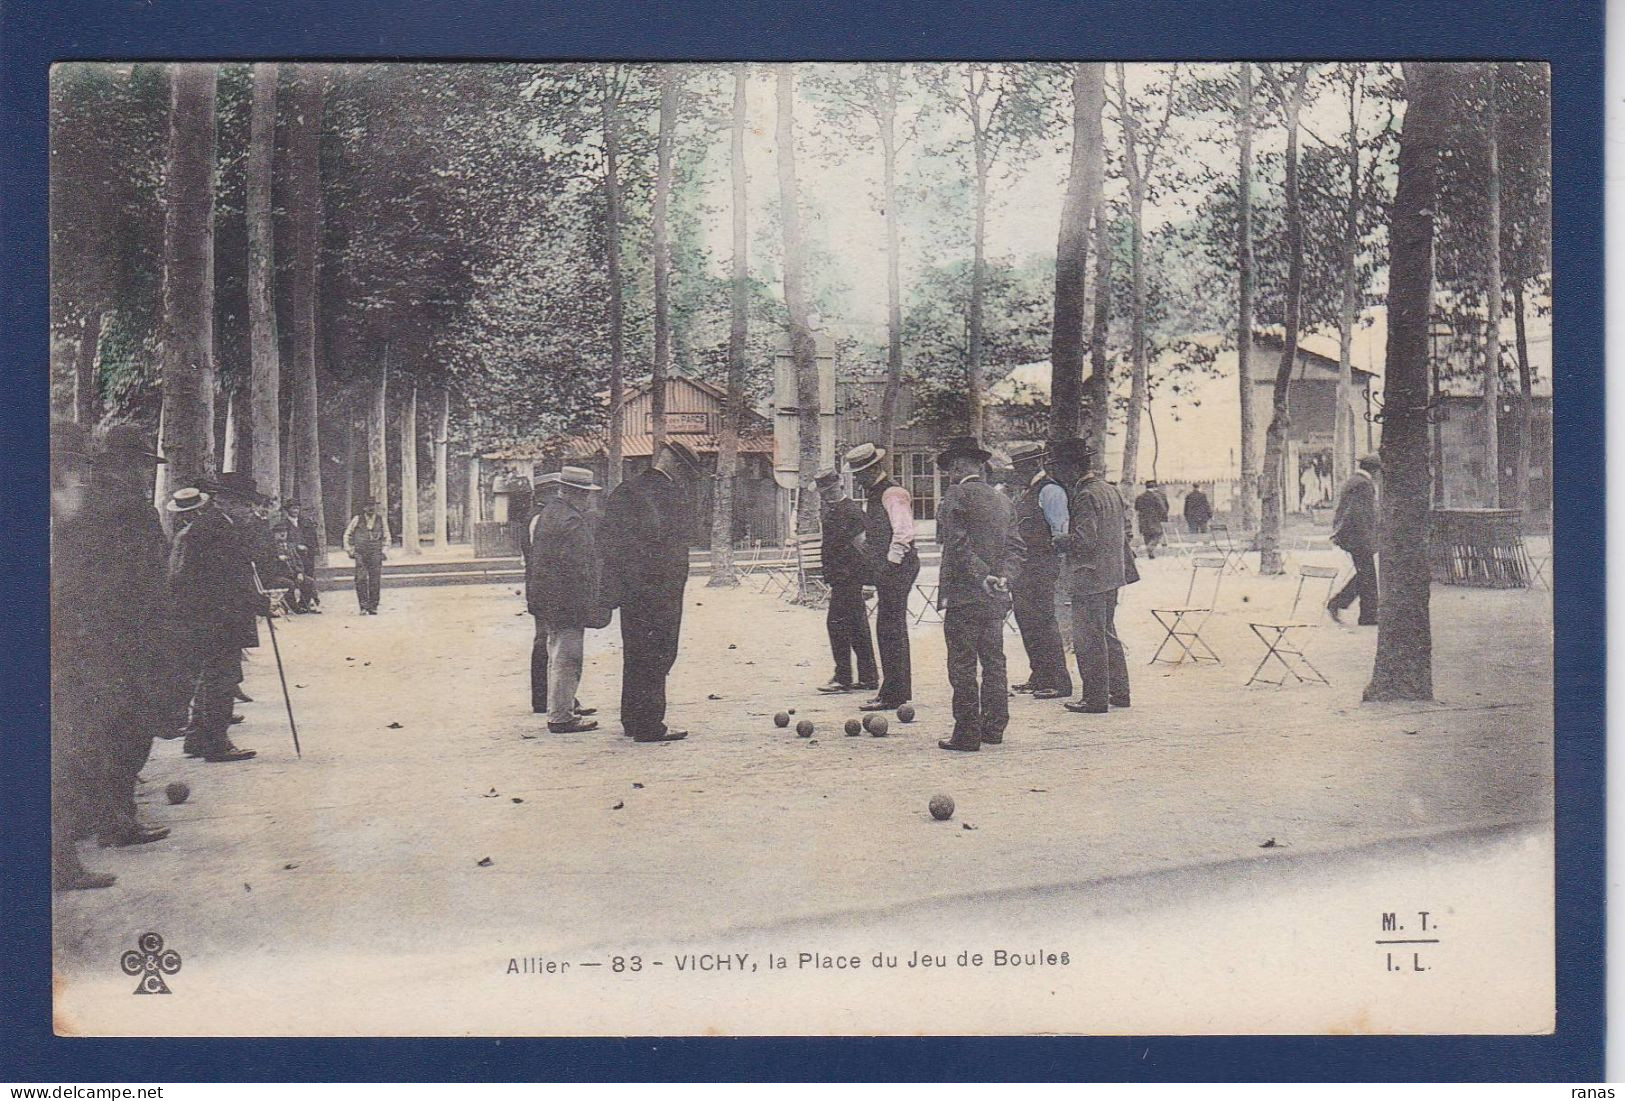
708, 64, 749, 588
1049, 63, 1105, 444
433, 388, 450, 547
1365, 63, 1456, 702
400, 386, 420, 552
1480, 62, 1503, 508
1256, 64, 1311, 575
367, 350, 390, 538
1085, 194, 1114, 456
1110, 62, 1180, 488
651, 67, 679, 455
1234, 62, 1259, 532
776, 65, 821, 542
284, 63, 328, 547
246, 62, 281, 498
600, 66, 629, 487
156, 63, 220, 498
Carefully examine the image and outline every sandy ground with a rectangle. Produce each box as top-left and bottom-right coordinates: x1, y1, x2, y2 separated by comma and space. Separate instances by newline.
52, 549, 1554, 1036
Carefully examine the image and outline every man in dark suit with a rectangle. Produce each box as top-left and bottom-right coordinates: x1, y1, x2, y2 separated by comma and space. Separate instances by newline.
1007, 442, 1072, 700
1050, 438, 1131, 715
1328, 455, 1381, 625
1182, 484, 1212, 533
1134, 480, 1170, 558
814, 468, 877, 694
166, 487, 260, 763
527, 466, 608, 733
598, 441, 697, 742
934, 436, 1023, 752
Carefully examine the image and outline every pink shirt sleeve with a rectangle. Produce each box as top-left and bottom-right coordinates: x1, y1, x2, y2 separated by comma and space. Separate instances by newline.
881, 485, 915, 564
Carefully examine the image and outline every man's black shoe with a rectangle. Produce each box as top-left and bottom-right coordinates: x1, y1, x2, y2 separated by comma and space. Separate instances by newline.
1110, 698, 1131, 709
202, 743, 257, 762
55, 862, 116, 891
1032, 688, 1070, 700
632, 729, 688, 743
1063, 701, 1109, 714
816, 680, 852, 694
1011, 681, 1036, 693
229, 713, 245, 725
549, 718, 600, 734
574, 705, 598, 716
99, 823, 171, 848
852, 681, 879, 692
937, 737, 979, 752
858, 698, 899, 712
233, 687, 254, 703
980, 731, 1004, 745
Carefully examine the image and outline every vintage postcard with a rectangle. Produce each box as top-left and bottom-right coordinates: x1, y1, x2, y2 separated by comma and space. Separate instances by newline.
46, 59, 1554, 1036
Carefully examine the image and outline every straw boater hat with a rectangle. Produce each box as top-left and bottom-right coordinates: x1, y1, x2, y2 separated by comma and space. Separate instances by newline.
843, 442, 886, 474
935, 435, 993, 467
166, 487, 211, 513
536, 465, 602, 492
1006, 441, 1048, 466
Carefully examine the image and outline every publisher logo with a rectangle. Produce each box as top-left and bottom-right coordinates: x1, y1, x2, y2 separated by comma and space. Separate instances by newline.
120, 932, 182, 994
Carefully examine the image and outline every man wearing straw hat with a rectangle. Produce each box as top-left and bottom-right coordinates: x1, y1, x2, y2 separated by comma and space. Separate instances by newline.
1006, 441, 1073, 700
526, 466, 610, 734
814, 467, 878, 695
844, 441, 918, 713
1050, 437, 1131, 715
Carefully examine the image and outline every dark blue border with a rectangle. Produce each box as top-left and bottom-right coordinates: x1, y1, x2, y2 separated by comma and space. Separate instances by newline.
1, 0, 1603, 1082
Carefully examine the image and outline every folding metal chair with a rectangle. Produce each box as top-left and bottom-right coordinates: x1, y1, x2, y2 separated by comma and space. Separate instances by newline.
1244, 564, 1341, 687
1527, 550, 1552, 591
1208, 523, 1249, 574
1148, 556, 1226, 667
755, 539, 796, 597
734, 539, 765, 577
793, 531, 830, 607
912, 580, 943, 625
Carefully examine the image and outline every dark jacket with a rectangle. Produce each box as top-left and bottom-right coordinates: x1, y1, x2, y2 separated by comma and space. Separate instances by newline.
935, 475, 1023, 613
1182, 488, 1212, 528
1331, 471, 1378, 555
1134, 488, 1169, 533
1061, 473, 1128, 595
598, 468, 692, 613
167, 505, 264, 653
819, 496, 868, 588
526, 495, 607, 628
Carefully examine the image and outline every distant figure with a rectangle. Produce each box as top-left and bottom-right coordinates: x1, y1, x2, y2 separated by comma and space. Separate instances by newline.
343, 497, 389, 614
814, 468, 877, 695
845, 442, 918, 713
526, 466, 608, 734
1007, 442, 1072, 700
934, 437, 1022, 752
1134, 480, 1170, 558
1183, 484, 1212, 533
1327, 455, 1381, 626
598, 441, 699, 742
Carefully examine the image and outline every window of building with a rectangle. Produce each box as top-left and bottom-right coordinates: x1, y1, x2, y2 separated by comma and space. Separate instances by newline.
901, 451, 940, 521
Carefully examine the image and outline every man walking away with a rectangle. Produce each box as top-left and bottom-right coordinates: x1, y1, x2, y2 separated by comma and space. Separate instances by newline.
844, 442, 918, 713
815, 468, 877, 694
1183, 483, 1212, 534
1327, 455, 1381, 625
1007, 442, 1072, 700
1134, 480, 1170, 558
1051, 438, 1131, 715
934, 437, 1023, 752
527, 467, 609, 733
598, 441, 698, 743
344, 497, 389, 614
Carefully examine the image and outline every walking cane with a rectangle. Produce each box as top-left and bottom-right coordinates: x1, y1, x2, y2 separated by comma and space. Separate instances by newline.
252, 563, 303, 758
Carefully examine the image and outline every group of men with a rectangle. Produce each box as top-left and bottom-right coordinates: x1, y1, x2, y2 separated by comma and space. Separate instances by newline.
523, 440, 699, 743
816, 435, 1136, 752
49, 420, 325, 891
1133, 480, 1214, 558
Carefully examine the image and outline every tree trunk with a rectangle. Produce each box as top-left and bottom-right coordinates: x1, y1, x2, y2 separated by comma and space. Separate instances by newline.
709, 64, 749, 588
1258, 67, 1309, 576
1085, 193, 1112, 457
1234, 62, 1258, 531
157, 63, 220, 492
1121, 179, 1148, 489
1364, 62, 1453, 703
282, 403, 298, 503
1482, 62, 1503, 508
967, 150, 989, 436
246, 62, 281, 500
287, 62, 327, 550
399, 385, 420, 553
434, 388, 450, 548
776, 65, 822, 545
601, 71, 626, 488
1050, 63, 1104, 445
1510, 280, 1534, 513
343, 415, 356, 522
651, 68, 678, 455
1333, 68, 1361, 491
465, 452, 481, 536
74, 310, 103, 427
878, 65, 905, 454
222, 389, 241, 471
367, 352, 390, 541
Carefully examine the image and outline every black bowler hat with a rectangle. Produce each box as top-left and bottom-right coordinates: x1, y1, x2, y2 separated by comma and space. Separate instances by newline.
935, 435, 993, 466
1358, 455, 1382, 473
814, 468, 841, 490
100, 424, 167, 464
1048, 437, 1094, 468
